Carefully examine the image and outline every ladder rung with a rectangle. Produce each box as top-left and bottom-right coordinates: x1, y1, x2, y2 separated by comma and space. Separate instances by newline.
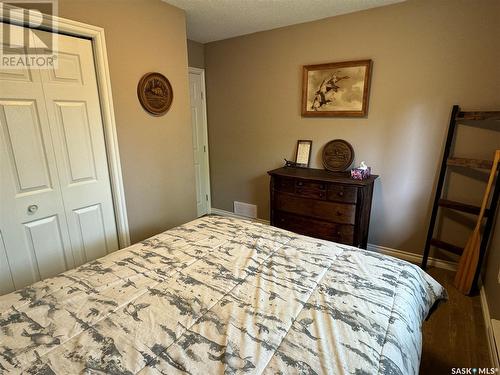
430, 239, 464, 255
447, 157, 493, 170
456, 111, 500, 121
438, 199, 490, 216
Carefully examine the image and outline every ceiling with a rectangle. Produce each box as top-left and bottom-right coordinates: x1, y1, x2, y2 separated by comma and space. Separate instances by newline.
163, 0, 405, 43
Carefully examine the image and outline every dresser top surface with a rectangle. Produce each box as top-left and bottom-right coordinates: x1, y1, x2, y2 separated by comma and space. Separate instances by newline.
268, 167, 378, 186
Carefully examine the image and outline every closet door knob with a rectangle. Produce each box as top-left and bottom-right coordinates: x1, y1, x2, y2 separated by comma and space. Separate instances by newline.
27, 204, 38, 214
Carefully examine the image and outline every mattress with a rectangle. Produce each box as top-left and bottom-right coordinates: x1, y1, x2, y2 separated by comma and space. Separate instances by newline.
0, 215, 446, 374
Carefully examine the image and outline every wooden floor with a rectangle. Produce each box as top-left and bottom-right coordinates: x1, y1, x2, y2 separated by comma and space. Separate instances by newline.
420, 267, 491, 374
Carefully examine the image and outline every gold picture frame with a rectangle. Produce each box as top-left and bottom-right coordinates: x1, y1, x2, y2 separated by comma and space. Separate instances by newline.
301, 59, 372, 117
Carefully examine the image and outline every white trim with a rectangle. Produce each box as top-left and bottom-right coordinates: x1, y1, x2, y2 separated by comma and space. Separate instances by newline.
366, 244, 457, 271
188, 67, 212, 217
209, 207, 458, 270
480, 287, 500, 368
210, 208, 269, 225
1, 6, 131, 248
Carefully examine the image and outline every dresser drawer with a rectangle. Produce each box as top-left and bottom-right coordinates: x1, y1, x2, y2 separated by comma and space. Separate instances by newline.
275, 192, 356, 225
274, 176, 295, 193
327, 184, 358, 203
274, 211, 354, 244
294, 179, 327, 200
274, 177, 328, 200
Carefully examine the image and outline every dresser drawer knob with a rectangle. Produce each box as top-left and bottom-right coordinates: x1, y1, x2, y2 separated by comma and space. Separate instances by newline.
338, 191, 344, 197
337, 211, 343, 216
296, 188, 302, 194
319, 192, 325, 198
319, 184, 326, 190
297, 181, 304, 186
337, 231, 341, 236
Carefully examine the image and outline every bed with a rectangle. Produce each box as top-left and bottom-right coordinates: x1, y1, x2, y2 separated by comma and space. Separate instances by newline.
0, 215, 446, 374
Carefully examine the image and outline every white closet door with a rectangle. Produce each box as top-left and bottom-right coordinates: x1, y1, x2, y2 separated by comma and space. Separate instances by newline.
0, 25, 74, 290
0, 25, 120, 294
0, 231, 13, 295
34, 29, 119, 267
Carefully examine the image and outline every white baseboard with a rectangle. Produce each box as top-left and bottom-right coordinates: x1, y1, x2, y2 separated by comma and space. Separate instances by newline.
209, 207, 457, 271
480, 287, 500, 368
209, 208, 270, 225
366, 244, 457, 271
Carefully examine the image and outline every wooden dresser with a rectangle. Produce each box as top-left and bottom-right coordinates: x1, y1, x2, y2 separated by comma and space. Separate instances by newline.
268, 167, 378, 248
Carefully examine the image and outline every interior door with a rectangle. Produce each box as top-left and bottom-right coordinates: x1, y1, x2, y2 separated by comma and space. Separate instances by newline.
189, 69, 210, 216
34, 28, 119, 267
0, 24, 119, 294
0, 25, 74, 291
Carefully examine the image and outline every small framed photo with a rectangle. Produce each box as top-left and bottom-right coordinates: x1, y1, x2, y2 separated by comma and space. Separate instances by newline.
295, 140, 312, 168
301, 59, 372, 117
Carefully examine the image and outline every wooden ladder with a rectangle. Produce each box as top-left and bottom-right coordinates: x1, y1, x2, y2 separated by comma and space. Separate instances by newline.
421, 105, 500, 292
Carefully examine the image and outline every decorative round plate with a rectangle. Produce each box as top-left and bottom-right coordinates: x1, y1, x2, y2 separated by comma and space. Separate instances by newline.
137, 72, 173, 116
322, 139, 355, 171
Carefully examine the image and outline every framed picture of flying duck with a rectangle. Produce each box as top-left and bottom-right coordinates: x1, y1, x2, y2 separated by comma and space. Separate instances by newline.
301, 59, 372, 117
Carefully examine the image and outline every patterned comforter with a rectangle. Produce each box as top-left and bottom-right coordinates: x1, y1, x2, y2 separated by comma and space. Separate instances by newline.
0, 215, 446, 375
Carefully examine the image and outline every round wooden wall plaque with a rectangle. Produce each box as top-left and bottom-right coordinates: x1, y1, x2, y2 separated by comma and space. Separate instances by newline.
137, 72, 173, 116
322, 139, 355, 171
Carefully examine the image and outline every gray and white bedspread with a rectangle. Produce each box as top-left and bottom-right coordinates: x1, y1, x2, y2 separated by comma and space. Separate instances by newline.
0, 216, 446, 375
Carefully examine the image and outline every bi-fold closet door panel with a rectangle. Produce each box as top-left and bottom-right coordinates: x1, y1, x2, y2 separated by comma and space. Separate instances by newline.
34, 28, 119, 267
0, 24, 119, 294
0, 40, 74, 292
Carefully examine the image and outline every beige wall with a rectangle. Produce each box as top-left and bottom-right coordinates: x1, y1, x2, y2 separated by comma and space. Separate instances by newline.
59, 0, 197, 243
205, 0, 500, 255
187, 39, 205, 68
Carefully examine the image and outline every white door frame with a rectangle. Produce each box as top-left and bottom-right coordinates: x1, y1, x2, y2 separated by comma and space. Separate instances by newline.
0, 6, 131, 248
188, 67, 212, 214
